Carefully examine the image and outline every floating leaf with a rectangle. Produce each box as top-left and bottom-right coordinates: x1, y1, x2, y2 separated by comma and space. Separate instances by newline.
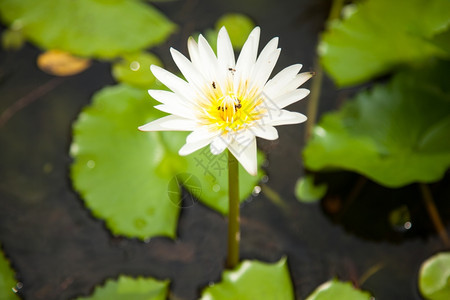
303, 62, 450, 188
37, 50, 91, 76
71, 83, 183, 239
0, 0, 176, 58
112, 52, 163, 88
215, 14, 255, 50
305, 279, 372, 300
419, 252, 450, 300
199, 257, 294, 300
186, 150, 265, 214
295, 175, 327, 203
70, 83, 264, 239
319, 0, 450, 86
0, 247, 20, 300
75, 275, 169, 300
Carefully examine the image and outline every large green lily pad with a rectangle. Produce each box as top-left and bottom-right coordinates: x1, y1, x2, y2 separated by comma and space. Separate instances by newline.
70, 83, 264, 240
419, 252, 450, 300
305, 279, 372, 300
0, 247, 20, 300
0, 0, 175, 58
75, 275, 169, 300
319, 0, 450, 86
199, 257, 294, 300
303, 62, 450, 188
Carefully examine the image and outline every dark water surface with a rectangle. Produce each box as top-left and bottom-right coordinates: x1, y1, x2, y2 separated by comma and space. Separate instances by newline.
1, 0, 449, 299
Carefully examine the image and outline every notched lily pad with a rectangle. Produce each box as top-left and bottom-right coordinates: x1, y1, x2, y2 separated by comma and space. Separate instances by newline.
0, 0, 176, 58
305, 279, 372, 300
199, 257, 294, 300
319, 0, 450, 86
419, 252, 450, 300
70, 83, 183, 240
75, 275, 169, 300
303, 62, 450, 188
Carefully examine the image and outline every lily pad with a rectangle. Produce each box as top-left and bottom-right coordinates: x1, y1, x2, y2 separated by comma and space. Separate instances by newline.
305, 279, 372, 300
0, 0, 175, 58
303, 62, 450, 188
419, 252, 450, 300
295, 175, 327, 203
0, 247, 20, 300
71, 83, 183, 239
199, 257, 294, 300
70, 83, 264, 240
75, 275, 169, 300
319, 0, 450, 86
186, 150, 265, 214
112, 52, 163, 88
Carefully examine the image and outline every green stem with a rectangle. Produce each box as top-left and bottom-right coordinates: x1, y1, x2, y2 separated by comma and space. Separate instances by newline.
226, 149, 240, 269
304, 0, 345, 142
419, 183, 450, 247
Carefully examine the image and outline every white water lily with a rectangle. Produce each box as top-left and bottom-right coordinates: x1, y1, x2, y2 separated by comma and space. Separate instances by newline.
139, 27, 312, 175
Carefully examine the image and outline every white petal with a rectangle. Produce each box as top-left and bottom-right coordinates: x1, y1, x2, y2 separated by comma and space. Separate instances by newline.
151, 65, 196, 104
179, 137, 215, 156
270, 88, 310, 109
186, 126, 219, 144
138, 115, 197, 131
154, 104, 196, 119
148, 90, 190, 108
197, 34, 220, 79
228, 135, 258, 176
235, 27, 260, 70
187, 37, 202, 68
170, 48, 206, 90
251, 47, 280, 91
217, 27, 235, 69
210, 136, 229, 155
234, 27, 260, 92
263, 110, 307, 126
264, 64, 303, 98
251, 125, 279, 140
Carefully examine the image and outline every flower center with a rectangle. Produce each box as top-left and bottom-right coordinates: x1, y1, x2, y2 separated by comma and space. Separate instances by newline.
217, 94, 242, 122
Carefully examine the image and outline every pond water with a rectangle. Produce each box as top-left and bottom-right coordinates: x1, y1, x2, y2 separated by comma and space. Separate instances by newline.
0, 0, 449, 299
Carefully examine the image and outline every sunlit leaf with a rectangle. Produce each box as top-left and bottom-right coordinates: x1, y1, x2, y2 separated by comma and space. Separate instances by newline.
295, 175, 327, 203
0, 0, 176, 58
305, 279, 372, 300
419, 252, 450, 300
0, 247, 20, 300
70, 83, 264, 239
186, 150, 265, 214
319, 0, 450, 86
303, 62, 450, 188
70, 83, 183, 239
37, 50, 91, 76
215, 14, 255, 50
199, 257, 294, 300
75, 275, 169, 300
112, 52, 162, 88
